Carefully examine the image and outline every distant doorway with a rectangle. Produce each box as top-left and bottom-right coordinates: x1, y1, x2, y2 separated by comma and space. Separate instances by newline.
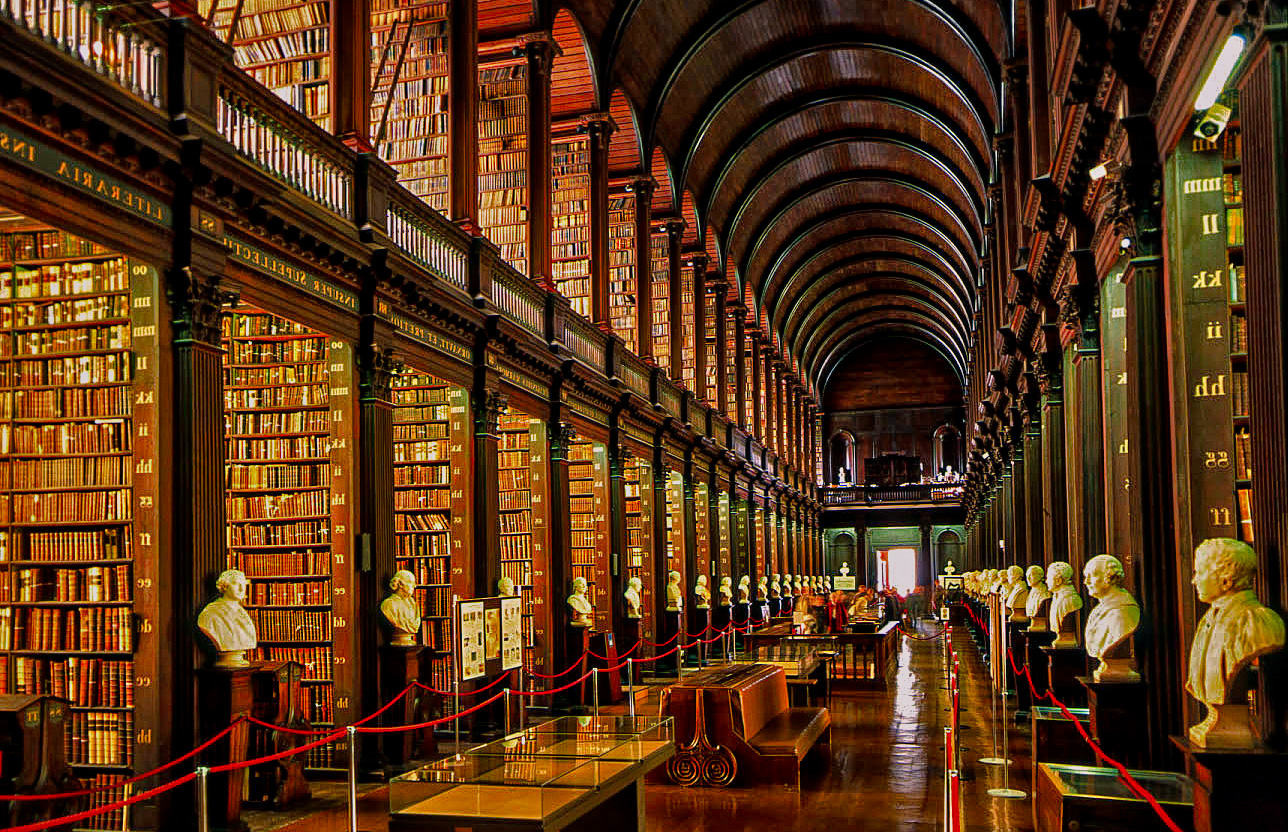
877, 548, 917, 594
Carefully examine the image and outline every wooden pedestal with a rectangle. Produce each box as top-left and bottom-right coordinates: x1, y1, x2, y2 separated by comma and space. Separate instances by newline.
662, 611, 683, 674
1030, 706, 1095, 831
1008, 622, 1032, 717
247, 661, 310, 808
618, 618, 641, 664
1173, 736, 1288, 832
412, 651, 442, 759
1024, 630, 1057, 702
768, 597, 781, 618
197, 666, 254, 832
688, 609, 711, 665
380, 646, 425, 770
712, 605, 731, 658
565, 627, 592, 704
588, 631, 623, 704
1041, 646, 1088, 707
1080, 677, 1148, 770
732, 603, 750, 651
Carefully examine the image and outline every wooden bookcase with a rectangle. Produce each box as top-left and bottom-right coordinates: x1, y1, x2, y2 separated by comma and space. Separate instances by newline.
724, 314, 737, 413
496, 411, 550, 675
702, 291, 718, 403
742, 339, 755, 430
693, 480, 711, 581
221, 304, 355, 770
622, 455, 654, 641
391, 369, 469, 691
370, 0, 451, 214
478, 61, 529, 275
1224, 125, 1251, 541
0, 222, 161, 829
608, 193, 636, 352
715, 489, 732, 581
680, 279, 696, 390
566, 438, 610, 631
664, 470, 686, 589
649, 229, 670, 375
551, 135, 591, 318
203, 0, 333, 130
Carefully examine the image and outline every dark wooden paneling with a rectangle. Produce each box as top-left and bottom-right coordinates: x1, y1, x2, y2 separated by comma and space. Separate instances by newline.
823, 338, 961, 411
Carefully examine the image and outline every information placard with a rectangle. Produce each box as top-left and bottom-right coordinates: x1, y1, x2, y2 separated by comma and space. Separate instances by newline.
457, 595, 525, 682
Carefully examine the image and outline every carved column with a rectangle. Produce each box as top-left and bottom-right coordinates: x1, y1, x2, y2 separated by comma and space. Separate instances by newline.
449, 0, 478, 226
1038, 324, 1068, 565
584, 113, 616, 326
523, 35, 555, 287
689, 254, 710, 395
712, 279, 729, 415
472, 386, 506, 595
607, 432, 628, 629
750, 333, 763, 440
330, 0, 371, 149
631, 177, 657, 360
1021, 374, 1045, 563
733, 307, 748, 430
665, 220, 686, 379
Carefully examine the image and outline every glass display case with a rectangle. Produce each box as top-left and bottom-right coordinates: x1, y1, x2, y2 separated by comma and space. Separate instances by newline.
1035, 763, 1195, 832
389, 716, 674, 830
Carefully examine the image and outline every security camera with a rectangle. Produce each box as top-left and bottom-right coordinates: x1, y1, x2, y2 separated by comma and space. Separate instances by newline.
1194, 103, 1233, 141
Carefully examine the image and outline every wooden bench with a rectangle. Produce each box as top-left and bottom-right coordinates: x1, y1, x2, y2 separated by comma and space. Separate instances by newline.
659, 663, 830, 790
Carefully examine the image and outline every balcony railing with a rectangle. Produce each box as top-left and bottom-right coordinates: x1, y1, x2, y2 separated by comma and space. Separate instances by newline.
823, 484, 964, 506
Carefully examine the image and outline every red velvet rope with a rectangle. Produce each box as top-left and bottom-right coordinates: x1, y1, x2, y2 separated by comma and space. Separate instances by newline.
510, 670, 595, 698
356, 689, 507, 733
208, 728, 345, 773
1001, 648, 1184, 832
415, 668, 514, 698
0, 770, 199, 832
631, 643, 680, 664
640, 629, 681, 648
528, 653, 588, 680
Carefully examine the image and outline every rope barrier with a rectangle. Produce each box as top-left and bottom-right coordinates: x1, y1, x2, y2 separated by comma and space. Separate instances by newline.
0, 717, 246, 801
510, 670, 594, 698
0, 771, 199, 832
355, 689, 507, 733
208, 728, 345, 773
415, 668, 514, 698
640, 630, 681, 648
528, 654, 587, 680
588, 639, 639, 662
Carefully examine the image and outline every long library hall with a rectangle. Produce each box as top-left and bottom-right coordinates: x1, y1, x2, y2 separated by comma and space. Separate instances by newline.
1, 1, 1288, 832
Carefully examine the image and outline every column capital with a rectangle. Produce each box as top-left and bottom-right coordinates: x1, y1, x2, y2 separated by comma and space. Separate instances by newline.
578, 111, 617, 140
661, 216, 687, 238
627, 175, 657, 200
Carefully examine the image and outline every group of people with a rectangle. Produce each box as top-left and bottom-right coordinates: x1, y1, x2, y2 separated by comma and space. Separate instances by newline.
789, 583, 932, 634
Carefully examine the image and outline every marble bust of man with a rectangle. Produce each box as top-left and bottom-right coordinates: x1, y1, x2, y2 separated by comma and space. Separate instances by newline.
1047, 561, 1083, 647
567, 577, 594, 628
770, 574, 782, 600
624, 577, 643, 620
198, 569, 258, 668
1004, 565, 1030, 622
1024, 565, 1052, 628
497, 576, 517, 597
666, 571, 684, 612
1187, 538, 1286, 747
381, 569, 422, 647
756, 576, 769, 601
738, 575, 751, 604
1083, 554, 1141, 682
694, 575, 711, 610
718, 576, 733, 606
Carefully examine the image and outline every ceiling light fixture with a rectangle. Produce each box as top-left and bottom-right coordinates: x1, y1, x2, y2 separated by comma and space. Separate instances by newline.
1195, 27, 1250, 110
1089, 163, 1109, 181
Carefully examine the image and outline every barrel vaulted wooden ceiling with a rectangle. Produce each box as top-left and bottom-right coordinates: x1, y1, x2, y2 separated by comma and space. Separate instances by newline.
489, 0, 1005, 399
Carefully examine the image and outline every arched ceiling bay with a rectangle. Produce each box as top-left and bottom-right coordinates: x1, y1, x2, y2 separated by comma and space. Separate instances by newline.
557, 0, 1004, 397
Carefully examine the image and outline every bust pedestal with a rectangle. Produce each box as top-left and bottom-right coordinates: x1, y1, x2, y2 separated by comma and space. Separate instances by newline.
732, 602, 750, 650
712, 604, 731, 658
618, 617, 641, 664
1008, 621, 1033, 718
379, 645, 425, 770
1041, 645, 1088, 707
198, 666, 254, 832
247, 661, 310, 809
688, 608, 711, 666
1024, 629, 1057, 702
1173, 736, 1288, 832
662, 610, 683, 674
753, 599, 771, 627
564, 625, 592, 705
588, 631, 623, 704
1078, 676, 1148, 770
768, 597, 781, 618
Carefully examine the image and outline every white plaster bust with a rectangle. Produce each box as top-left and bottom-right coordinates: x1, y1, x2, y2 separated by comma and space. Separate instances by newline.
756, 576, 768, 601
497, 576, 517, 597
1024, 565, 1052, 627
198, 569, 257, 668
694, 575, 711, 609
381, 569, 421, 647
1046, 561, 1083, 647
718, 576, 733, 606
624, 577, 643, 620
943, 560, 956, 575
1186, 538, 1286, 748
1083, 555, 1140, 682
666, 570, 684, 612
840, 562, 852, 576
738, 575, 751, 604
770, 574, 782, 599
567, 577, 593, 628
1005, 565, 1030, 623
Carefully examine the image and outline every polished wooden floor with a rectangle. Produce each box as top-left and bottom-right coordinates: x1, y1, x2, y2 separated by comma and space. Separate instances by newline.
261, 626, 1036, 832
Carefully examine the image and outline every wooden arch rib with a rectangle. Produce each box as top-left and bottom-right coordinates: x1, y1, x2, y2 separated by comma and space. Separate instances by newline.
732, 165, 982, 289
780, 259, 973, 351
702, 86, 989, 228
792, 280, 972, 364
551, 8, 599, 118
799, 291, 971, 370
775, 236, 976, 341
819, 327, 968, 391
807, 308, 969, 383
649, 145, 677, 216
752, 207, 976, 312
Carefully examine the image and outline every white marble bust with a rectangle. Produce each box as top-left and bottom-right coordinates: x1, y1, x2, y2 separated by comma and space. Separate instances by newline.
624, 576, 643, 620
1046, 562, 1083, 647
718, 576, 733, 606
380, 569, 421, 647
694, 575, 711, 610
770, 574, 782, 599
497, 576, 517, 597
666, 570, 684, 612
756, 576, 768, 601
1083, 555, 1140, 682
738, 575, 751, 604
1187, 538, 1286, 747
1005, 566, 1030, 623
198, 569, 258, 668
567, 577, 593, 627
1024, 565, 1052, 627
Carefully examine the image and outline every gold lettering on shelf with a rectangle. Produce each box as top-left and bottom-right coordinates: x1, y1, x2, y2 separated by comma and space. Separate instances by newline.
1193, 374, 1227, 398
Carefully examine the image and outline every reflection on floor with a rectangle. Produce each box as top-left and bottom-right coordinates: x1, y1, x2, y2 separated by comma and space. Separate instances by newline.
262, 626, 1035, 832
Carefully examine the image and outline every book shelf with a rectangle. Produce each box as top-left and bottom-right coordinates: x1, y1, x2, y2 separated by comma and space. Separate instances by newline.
725, 314, 737, 414
221, 304, 354, 770
551, 136, 591, 318
0, 220, 161, 828
622, 455, 653, 640
392, 368, 469, 691
693, 481, 710, 580
702, 290, 718, 403
608, 194, 636, 352
203, 0, 333, 130
680, 278, 696, 390
497, 412, 549, 675
567, 438, 609, 631
742, 339, 754, 429
715, 491, 731, 580
1224, 124, 1251, 541
478, 62, 529, 275
370, 0, 450, 214
664, 470, 685, 589
649, 229, 670, 374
